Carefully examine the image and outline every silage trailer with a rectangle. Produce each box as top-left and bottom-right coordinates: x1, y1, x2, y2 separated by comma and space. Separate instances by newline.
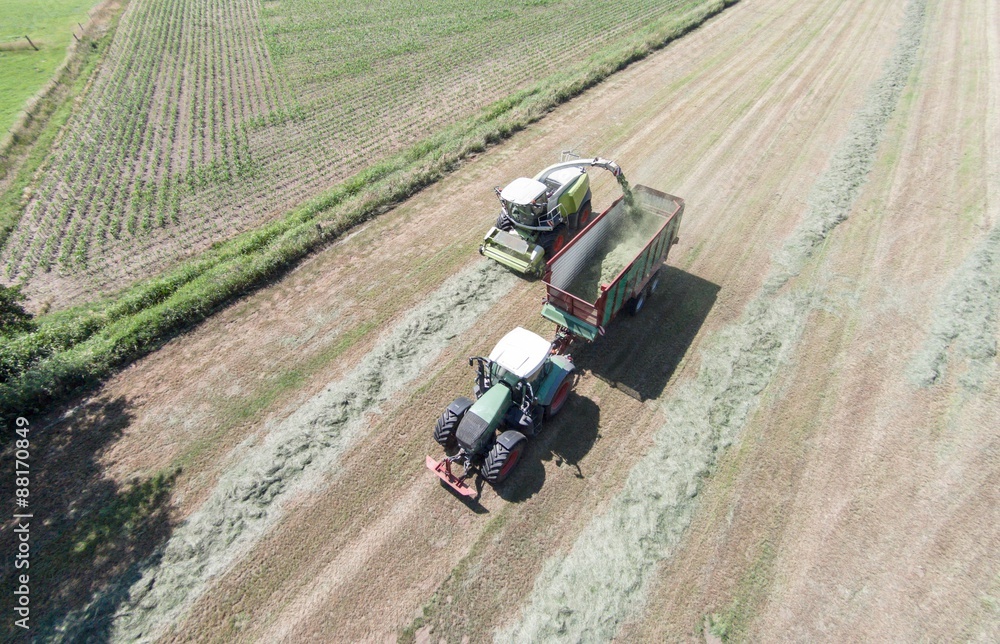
543, 185, 684, 351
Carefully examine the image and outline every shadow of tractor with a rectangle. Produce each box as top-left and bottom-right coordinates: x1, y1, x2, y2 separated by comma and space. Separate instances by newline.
496, 394, 600, 503
464, 267, 716, 504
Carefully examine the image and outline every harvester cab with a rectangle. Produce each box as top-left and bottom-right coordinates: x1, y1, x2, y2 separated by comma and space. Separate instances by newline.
480, 155, 627, 276
496, 178, 549, 229
426, 327, 575, 497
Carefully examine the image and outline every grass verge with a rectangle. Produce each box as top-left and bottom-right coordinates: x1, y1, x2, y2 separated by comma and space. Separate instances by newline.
0, 0, 101, 135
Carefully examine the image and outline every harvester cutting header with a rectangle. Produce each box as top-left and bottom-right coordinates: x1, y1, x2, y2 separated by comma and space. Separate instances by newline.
480, 156, 631, 276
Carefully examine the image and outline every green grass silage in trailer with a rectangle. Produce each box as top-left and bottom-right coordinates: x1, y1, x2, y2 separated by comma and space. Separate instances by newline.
565, 205, 666, 302
0, 0, 99, 134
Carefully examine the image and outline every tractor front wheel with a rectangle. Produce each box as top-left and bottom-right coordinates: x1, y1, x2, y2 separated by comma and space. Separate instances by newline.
434, 407, 462, 451
495, 212, 514, 231
483, 432, 527, 483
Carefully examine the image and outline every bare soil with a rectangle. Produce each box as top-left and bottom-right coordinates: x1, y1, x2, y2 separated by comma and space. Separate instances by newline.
3, 0, 997, 641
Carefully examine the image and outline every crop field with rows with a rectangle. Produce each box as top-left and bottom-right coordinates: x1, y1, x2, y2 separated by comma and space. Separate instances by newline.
3, 0, 722, 307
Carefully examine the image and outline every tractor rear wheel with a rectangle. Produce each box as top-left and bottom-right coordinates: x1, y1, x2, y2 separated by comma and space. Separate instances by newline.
434, 407, 462, 450
544, 378, 572, 419
483, 432, 527, 483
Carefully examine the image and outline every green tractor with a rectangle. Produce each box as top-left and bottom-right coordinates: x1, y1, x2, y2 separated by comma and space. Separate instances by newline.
426, 327, 576, 496
480, 155, 630, 276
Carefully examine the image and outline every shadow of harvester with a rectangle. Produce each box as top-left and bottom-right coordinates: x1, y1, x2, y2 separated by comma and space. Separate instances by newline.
573, 266, 720, 402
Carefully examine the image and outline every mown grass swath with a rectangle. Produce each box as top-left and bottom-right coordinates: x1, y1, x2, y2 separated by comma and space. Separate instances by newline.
0, 0, 739, 425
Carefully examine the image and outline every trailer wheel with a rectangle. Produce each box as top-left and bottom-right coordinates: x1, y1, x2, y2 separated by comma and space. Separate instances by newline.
433, 407, 462, 450
648, 269, 662, 295
483, 432, 526, 483
628, 288, 648, 316
544, 379, 572, 419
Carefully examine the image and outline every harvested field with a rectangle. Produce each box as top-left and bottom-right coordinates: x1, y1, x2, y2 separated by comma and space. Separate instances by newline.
1, 0, 997, 642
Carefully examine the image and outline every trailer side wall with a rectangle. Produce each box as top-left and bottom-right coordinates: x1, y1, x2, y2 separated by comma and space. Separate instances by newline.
543, 186, 683, 336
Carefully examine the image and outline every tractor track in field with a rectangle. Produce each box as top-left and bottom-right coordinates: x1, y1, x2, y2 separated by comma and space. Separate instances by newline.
5, 0, 998, 641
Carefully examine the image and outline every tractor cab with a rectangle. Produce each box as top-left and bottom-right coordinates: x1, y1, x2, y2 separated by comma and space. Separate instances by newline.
426, 326, 577, 495
488, 327, 552, 386
498, 167, 589, 232
472, 327, 552, 398
481, 156, 612, 275
457, 328, 554, 461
